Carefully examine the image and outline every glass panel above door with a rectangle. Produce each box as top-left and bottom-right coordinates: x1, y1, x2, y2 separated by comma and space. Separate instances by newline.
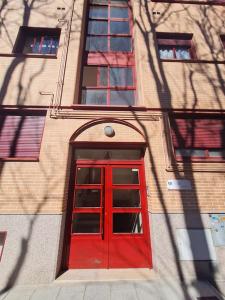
76, 168, 101, 184
75, 149, 143, 160
112, 168, 139, 184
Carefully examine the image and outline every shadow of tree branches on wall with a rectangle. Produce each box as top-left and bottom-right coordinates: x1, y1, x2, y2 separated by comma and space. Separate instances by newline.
132, 0, 225, 296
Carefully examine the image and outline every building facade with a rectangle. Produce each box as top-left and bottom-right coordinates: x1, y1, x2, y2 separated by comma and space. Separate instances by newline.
0, 0, 225, 287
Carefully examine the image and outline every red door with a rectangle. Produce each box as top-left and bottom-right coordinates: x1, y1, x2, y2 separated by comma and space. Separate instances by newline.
68, 160, 152, 269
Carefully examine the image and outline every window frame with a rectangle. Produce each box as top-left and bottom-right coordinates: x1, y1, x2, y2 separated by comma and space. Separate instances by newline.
81, 65, 136, 105
169, 114, 225, 163
156, 32, 197, 61
85, 1, 133, 54
0, 109, 47, 161
13, 26, 61, 57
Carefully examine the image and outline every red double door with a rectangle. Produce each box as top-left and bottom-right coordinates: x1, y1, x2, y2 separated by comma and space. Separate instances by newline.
68, 160, 152, 269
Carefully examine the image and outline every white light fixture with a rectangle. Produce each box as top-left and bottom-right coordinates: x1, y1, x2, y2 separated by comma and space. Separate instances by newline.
104, 126, 115, 137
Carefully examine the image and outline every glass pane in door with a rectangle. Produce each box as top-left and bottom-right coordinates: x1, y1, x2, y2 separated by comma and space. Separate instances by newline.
113, 213, 142, 233
72, 213, 100, 233
74, 190, 101, 207
76, 168, 101, 184
113, 189, 140, 207
112, 168, 139, 184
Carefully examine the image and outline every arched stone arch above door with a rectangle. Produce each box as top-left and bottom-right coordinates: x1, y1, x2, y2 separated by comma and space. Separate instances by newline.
69, 118, 146, 144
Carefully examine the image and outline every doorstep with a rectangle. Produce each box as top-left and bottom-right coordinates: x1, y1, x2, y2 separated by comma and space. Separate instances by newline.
55, 268, 159, 283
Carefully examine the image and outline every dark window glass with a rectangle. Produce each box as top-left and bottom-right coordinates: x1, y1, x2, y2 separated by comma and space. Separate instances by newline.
75, 190, 101, 207
99, 67, 108, 86
110, 21, 129, 34
86, 36, 108, 51
159, 46, 174, 59
110, 37, 131, 51
113, 213, 142, 233
82, 66, 98, 86
23, 35, 59, 55
89, 6, 108, 19
111, 0, 128, 4
159, 46, 191, 60
175, 149, 205, 157
175, 46, 191, 59
88, 21, 108, 35
209, 150, 225, 157
112, 168, 139, 184
90, 0, 108, 4
110, 90, 135, 105
110, 7, 129, 18
72, 213, 100, 233
82, 90, 107, 105
110, 67, 133, 86
76, 167, 101, 184
113, 190, 141, 207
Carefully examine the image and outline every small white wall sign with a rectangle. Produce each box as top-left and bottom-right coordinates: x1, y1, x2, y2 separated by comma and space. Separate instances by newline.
167, 179, 192, 190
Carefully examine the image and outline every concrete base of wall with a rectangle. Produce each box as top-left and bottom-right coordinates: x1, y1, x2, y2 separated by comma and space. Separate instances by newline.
1, 212, 225, 288
0, 214, 64, 288
150, 213, 225, 282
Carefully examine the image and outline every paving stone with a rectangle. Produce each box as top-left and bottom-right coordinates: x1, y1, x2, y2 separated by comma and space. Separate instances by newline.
56, 284, 85, 300
134, 281, 160, 300
3, 287, 35, 300
84, 283, 110, 300
31, 286, 61, 300
111, 282, 137, 300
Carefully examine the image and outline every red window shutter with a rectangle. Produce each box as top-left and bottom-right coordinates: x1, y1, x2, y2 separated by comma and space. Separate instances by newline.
0, 111, 46, 158
171, 118, 225, 149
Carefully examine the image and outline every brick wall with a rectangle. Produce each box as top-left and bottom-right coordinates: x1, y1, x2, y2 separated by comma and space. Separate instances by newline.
0, 0, 224, 215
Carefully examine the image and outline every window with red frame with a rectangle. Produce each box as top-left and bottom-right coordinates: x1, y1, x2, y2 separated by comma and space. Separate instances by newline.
156, 33, 196, 60
81, 65, 135, 105
80, 0, 136, 106
0, 110, 46, 160
170, 115, 225, 161
86, 0, 132, 53
13, 27, 61, 55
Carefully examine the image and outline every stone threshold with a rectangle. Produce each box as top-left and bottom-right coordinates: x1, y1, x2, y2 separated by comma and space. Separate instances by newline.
55, 268, 159, 283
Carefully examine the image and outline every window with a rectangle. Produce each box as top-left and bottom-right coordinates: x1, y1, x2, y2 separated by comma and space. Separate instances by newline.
86, 1, 132, 53
79, 0, 136, 106
0, 232, 6, 262
81, 65, 135, 105
13, 27, 61, 55
156, 33, 196, 60
0, 110, 46, 160
170, 114, 225, 161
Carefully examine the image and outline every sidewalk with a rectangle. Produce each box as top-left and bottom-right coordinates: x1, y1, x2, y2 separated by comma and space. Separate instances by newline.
0, 279, 224, 300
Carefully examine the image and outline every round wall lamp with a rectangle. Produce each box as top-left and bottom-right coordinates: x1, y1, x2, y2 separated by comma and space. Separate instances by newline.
104, 126, 115, 137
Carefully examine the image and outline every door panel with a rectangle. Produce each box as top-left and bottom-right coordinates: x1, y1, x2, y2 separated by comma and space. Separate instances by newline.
68, 161, 152, 269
